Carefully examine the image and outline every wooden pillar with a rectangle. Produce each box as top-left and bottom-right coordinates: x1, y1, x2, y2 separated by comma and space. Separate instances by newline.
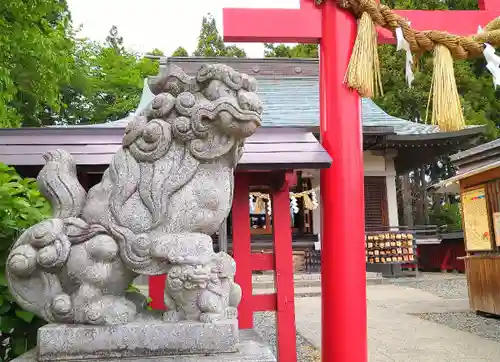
401, 173, 414, 228
320, 3, 367, 361
272, 172, 297, 362
232, 172, 253, 329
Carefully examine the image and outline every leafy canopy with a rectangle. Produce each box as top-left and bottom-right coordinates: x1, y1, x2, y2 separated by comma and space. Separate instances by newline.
53, 27, 162, 125
0, 0, 76, 127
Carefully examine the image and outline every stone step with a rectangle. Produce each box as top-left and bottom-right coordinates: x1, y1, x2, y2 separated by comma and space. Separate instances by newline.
135, 274, 386, 298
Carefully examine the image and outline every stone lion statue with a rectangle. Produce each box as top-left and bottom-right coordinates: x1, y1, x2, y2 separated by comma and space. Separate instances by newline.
6, 63, 263, 325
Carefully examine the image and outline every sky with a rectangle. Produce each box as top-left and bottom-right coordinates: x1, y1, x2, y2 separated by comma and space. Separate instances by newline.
67, 0, 300, 58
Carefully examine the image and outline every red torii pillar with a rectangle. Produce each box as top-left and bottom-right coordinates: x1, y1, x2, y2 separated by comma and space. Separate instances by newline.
223, 1, 500, 361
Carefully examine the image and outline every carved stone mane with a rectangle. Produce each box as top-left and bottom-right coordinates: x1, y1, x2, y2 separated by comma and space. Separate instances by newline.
6, 63, 262, 326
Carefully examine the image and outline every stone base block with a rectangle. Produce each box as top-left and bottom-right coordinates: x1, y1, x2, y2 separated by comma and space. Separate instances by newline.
13, 329, 276, 362
34, 320, 239, 361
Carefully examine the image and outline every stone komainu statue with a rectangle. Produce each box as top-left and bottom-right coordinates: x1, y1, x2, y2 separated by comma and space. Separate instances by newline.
6, 64, 263, 325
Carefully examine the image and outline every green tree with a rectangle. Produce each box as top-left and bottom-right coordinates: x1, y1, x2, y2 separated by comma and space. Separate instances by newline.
61, 27, 161, 124
264, 43, 318, 58
106, 25, 124, 53
172, 46, 189, 57
0, 0, 76, 127
193, 14, 246, 57
0, 164, 51, 360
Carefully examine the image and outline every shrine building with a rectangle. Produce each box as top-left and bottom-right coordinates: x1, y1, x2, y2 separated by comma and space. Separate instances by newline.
0, 57, 484, 272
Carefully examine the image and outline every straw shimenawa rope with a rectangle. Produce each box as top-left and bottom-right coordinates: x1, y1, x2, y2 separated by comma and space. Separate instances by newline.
315, 0, 500, 56
339, 0, 500, 58
315, 0, 500, 131
345, 12, 383, 98
428, 45, 466, 131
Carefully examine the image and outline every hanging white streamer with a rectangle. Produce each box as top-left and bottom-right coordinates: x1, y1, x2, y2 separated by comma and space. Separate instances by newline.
478, 25, 500, 88
395, 26, 414, 87
249, 195, 255, 213
311, 190, 318, 208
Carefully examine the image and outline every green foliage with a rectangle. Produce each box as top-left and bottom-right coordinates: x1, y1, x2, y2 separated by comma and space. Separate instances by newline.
0, 164, 51, 360
79, 28, 160, 123
0, 13, 162, 127
172, 46, 189, 57
58, 27, 161, 125
193, 14, 246, 57
429, 203, 463, 232
0, 0, 76, 127
126, 285, 153, 311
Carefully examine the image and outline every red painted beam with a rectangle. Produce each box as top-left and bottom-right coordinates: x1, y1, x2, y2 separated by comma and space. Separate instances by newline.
251, 253, 275, 271
251, 294, 278, 312
224, 6, 500, 45
378, 10, 500, 44
232, 172, 253, 329
480, 0, 500, 11
271, 178, 297, 362
223, 7, 321, 43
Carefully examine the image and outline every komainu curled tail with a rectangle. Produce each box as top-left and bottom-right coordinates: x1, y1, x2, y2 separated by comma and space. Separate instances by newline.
37, 149, 87, 219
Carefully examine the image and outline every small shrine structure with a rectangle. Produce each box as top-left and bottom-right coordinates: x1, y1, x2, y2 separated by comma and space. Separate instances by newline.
433, 139, 500, 316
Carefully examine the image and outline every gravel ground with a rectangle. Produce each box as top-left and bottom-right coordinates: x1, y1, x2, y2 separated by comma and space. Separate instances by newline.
418, 311, 500, 342
386, 273, 500, 342
254, 311, 320, 362
390, 275, 469, 299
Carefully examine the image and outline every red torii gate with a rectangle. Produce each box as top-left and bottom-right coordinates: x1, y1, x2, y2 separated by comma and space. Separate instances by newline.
223, 1, 500, 361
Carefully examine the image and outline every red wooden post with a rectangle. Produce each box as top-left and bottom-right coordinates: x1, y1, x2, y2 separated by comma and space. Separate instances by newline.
479, 0, 500, 10
320, 3, 367, 361
232, 172, 253, 329
149, 275, 166, 310
272, 173, 297, 362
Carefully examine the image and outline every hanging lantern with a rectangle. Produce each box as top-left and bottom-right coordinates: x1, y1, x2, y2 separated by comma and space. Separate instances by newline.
249, 195, 255, 213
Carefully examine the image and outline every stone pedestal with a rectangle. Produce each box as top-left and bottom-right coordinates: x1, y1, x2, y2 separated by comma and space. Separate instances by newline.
12, 325, 276, 362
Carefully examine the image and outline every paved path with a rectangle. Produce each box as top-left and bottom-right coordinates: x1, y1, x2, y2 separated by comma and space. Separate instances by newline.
294, 284, 500, 361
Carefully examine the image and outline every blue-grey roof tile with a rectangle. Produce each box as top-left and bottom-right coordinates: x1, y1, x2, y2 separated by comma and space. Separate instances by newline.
67, 77, 472, 136
257, 78, 444, 135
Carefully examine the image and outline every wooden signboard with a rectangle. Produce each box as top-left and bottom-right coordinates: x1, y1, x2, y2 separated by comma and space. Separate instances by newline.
462, 187, 492, 251
493, 212, 500, 247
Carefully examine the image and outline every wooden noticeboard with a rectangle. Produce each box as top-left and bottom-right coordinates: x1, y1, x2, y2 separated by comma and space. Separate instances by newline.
462, 186, 492, 251
493, 212, 500, 247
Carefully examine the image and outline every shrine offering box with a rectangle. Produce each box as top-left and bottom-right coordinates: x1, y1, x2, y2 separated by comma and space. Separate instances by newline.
365, 232, 416, 265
